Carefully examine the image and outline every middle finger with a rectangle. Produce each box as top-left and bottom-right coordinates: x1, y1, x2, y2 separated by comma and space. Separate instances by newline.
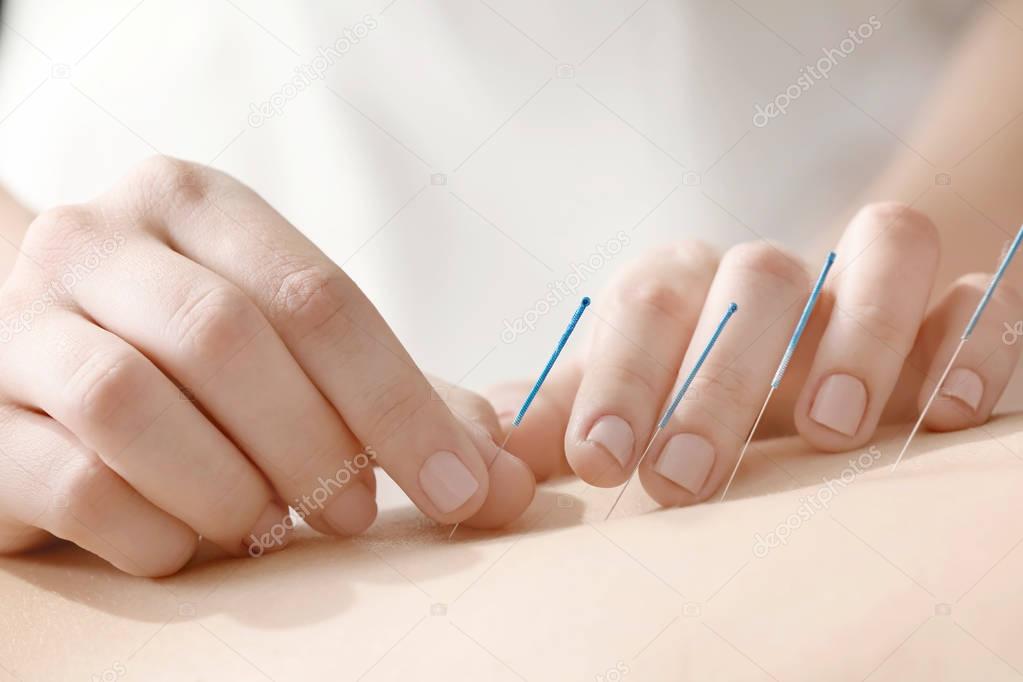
72, 238, 378, 537
565, 242, 718, 486
638, 242, 810, 507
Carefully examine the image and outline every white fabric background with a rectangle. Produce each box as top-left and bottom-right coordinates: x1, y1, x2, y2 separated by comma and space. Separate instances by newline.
0, 0, 982, 391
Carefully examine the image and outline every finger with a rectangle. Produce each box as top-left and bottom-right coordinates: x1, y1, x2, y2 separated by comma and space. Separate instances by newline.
634, 243, 810, 506
68, 235, 376, 537
565, 242, 718, 486
109, 157, 488, 523
793, 203, 940, 451
0, 404, 198, 576
430, 376, 535, 529
915, 274, 1023, 430
0, 310, 285, 556
483, 360, 582, 483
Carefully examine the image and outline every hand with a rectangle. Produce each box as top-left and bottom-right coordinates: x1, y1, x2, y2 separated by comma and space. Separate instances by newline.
486, 203, 1022, 505
0, 156, 533, 575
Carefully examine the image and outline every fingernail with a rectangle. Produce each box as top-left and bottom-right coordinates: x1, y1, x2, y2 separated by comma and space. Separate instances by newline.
244, 502, 292, 555
940, 368, 984, 411
810, 373, 867, 436
585, 415, 635, 468
654, 434, 715, 494
419, 450, 480, 514
321, 481, 378, 536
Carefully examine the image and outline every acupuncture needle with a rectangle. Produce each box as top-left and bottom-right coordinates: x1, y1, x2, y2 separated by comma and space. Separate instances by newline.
449, 296, 591, 539
892, 224, 1023, 471
604, 302, 739, 521
719, 250, 837, 502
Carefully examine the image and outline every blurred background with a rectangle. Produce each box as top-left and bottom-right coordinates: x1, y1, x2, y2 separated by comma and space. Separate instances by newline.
2, 0, 1006, 393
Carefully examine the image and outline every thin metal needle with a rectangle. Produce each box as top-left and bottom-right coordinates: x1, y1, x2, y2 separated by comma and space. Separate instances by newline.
890, 338, 966, 471
720, 250, 837, 502
892, 224, 1023, 471
604, 429, 660, 522
719, 386, 774, 502
604, 302, 739, 521
448, 297, 591, 540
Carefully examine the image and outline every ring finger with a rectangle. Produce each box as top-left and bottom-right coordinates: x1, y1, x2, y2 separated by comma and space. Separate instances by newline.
0, 313, 280, 555
70, 237, 377, 537
564, 242, 718, 486
0, 404, 198, 576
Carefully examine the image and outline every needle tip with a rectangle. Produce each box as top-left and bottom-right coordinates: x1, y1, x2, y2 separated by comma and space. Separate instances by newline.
581, 296, 591, 307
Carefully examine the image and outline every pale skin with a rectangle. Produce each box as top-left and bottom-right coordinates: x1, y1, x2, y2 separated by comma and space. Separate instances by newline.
0, 159, 536, 576
0, 12, 1020, 575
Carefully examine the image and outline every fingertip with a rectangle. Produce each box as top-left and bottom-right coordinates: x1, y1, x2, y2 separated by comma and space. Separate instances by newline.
461, 449, 536, 529
123, 529, 199, 577
565, 415, 634, 487
501, 400, 572, 482
922, 398, 980, 432
418, 449, 488, 521
243, 501, 294, 555
638, 460, 700, 508
309, 481, 378, 537
362, 465, 377, 496
794, 373, 874, 453
921, 368, 986, 432
485, 382, 571, 482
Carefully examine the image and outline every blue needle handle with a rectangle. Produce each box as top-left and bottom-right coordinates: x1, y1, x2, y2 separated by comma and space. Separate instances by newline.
771, 251, 836, 388
658, 302, 738, 429
963, 225, 1023, 340
513, 296, 591, 426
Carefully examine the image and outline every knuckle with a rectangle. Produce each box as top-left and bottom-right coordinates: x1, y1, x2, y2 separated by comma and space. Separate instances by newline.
363, 379, 432, 444
590, 360, 665, 404
647, 239, 719, 271
948, 273, 992, 302
953, 273, 1023, 311
172, 286, 264, 368
722, 241, 808, 289
267, 264, 347, 339
50, 454, 122, 536
614, 281, 688, 319
611, 241, 719, 320
997, 280, 1023, 311
65, 348, 151, 427
693, 359, 761, 413
839, 300, 912, 354
22, 204, 100, 266
131, 155, 208, 211
856, 202, 939, 259
948, 275, 1023, 346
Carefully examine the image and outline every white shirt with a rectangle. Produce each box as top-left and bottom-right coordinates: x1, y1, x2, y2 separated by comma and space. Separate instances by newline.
0, 0, 976, 387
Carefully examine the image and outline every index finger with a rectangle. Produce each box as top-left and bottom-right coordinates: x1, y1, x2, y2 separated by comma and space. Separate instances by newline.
111, 157, 489, 522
